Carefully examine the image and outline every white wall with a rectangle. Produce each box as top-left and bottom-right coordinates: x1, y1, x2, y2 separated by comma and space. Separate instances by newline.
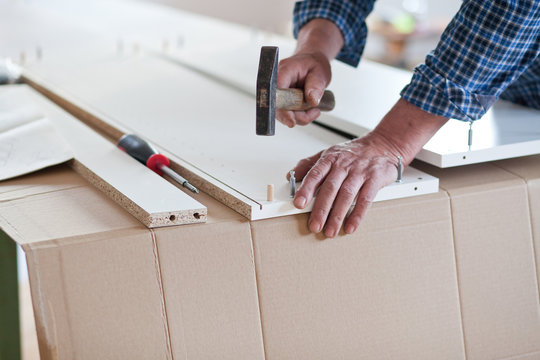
144, 0, 462, 36
145, 0, 296, 35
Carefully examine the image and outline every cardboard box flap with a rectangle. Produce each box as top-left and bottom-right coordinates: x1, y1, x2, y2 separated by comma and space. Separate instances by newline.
413, 161, 525, 195
494, 155, 540, 181
154, 222, 264, 359
0, 165, 85, 201
0, 182, 143, 246
25, 229, 173, 360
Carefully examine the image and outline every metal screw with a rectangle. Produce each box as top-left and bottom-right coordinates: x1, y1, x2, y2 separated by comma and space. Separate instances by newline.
396, 156, 403, 183
289, 170, 296, 198
468, 120, 473, 150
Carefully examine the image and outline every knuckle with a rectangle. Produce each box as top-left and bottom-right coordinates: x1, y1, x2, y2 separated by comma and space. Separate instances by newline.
331, 213, 344, 224
314, 207, 328, 219
317, 157, 334, 168
309, 166, 325, 179
356, 195, 373, 207
341, 184, 358, 198
325, 178, 342, 190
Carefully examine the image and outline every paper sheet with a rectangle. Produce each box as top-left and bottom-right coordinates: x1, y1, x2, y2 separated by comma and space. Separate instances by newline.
0, 87, 73, 181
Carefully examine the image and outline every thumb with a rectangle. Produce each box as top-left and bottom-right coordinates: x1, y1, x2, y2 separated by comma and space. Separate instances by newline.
287, 151, 323, 182
304, 70, 328, 107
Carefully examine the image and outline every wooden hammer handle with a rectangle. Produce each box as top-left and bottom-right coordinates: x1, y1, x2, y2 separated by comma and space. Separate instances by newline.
276, 88, 335, 111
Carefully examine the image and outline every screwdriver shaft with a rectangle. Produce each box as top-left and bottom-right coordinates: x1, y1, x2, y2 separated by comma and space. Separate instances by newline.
160, 165, 199, 193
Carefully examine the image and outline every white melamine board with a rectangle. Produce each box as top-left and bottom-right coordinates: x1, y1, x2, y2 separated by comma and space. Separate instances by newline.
24, 55, 438, 220
159, 35, 540, 168
327, 61, 540, 168
2, 85, 206, 227
0, 0, 254, 65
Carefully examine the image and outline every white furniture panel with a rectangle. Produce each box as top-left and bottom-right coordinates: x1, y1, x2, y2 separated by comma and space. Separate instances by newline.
24, 55, 438, 219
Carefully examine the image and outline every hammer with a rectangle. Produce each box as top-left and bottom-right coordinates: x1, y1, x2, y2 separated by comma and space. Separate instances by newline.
256, 46, 335, 136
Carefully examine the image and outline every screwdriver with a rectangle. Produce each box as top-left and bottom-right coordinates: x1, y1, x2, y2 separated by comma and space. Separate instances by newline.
117, 134, 199, 193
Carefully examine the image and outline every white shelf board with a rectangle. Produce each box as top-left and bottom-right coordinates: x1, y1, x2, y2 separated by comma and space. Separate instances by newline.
156, 34, 540, 169
1, 84, 206, 227
24, 55, 439, 220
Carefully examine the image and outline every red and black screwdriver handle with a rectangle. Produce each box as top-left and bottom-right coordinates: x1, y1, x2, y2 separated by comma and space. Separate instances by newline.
117, 134, 169, 176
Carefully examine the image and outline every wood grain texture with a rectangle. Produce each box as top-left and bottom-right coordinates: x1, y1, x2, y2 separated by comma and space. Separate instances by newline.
3, 85, 206, 228
276, 89, 335, 111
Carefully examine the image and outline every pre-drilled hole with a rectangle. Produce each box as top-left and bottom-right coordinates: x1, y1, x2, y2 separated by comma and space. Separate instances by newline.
418, 177, 423, 180
414, 187, 418, 191
169, 215, 176, 221
463, 156, 467, 159
193, 213, 200, 219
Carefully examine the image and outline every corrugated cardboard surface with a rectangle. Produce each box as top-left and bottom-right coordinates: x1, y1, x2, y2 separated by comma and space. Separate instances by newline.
0, 165, 264, 360
494, 155, 540, 296
250, 191, 466, 359
0, 166, 141, 245
25, 229, 171, 359
3, 161, 540, 359
154, 222, 265, 359
414, 161, 540, 360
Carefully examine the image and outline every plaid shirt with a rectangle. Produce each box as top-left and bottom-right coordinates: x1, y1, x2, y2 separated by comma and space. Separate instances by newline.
293, 0, 540, 121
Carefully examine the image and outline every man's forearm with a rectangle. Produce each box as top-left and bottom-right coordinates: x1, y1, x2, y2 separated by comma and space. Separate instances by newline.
372, 98, 449, 165
295, 19, 344, 61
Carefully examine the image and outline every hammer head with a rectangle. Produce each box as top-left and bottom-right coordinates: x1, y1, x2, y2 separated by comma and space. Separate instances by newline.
256, 46, 279, 136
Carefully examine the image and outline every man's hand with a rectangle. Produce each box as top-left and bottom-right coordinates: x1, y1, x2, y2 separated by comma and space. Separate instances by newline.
277, 51, 331, 127
290, 132, 401, 237
276, 19, 344, 128
289, 98, 449, 237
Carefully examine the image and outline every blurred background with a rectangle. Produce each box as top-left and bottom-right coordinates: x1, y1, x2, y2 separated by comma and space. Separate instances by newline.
146, 0, 462, 69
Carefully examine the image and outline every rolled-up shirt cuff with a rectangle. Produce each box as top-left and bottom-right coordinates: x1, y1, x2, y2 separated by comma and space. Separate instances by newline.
400, 64, 497, 121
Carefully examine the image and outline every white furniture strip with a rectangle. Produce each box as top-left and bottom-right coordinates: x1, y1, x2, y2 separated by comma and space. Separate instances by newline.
1, 85, 206, 227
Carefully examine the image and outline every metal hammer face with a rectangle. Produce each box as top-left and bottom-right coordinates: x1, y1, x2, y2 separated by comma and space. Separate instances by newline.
256, 46, 279, 136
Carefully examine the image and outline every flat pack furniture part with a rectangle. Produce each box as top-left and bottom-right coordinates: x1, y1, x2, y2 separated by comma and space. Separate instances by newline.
1, 85, 206, 227
4, 0, 539, 169
158, 36, 540, 168
0, 0, 257, 67
22, 54, 438, 221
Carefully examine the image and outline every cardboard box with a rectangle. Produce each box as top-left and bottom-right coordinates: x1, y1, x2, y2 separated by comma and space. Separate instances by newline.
2, 161, 540, 359
494, 155, 540, 294
414, 161, 540, 360
0, 166, 264, 360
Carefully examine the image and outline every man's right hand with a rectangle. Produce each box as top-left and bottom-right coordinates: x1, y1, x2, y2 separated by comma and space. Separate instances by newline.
275, 18, 344, 128
276, 51, 331, 127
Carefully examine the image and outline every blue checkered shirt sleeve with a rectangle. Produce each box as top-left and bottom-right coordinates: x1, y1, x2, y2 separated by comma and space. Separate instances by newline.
293, 0, 376, 66
401, 0, 540, 121
294, 0, 540, 122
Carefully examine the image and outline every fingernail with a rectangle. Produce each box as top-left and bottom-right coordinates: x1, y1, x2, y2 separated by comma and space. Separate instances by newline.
309, 220, 321, 233
345, 225, 355, 234
313, 90, 322, 104
294, 196, 306, 208
325, 228, 336, 238
308, 90, 321, 105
